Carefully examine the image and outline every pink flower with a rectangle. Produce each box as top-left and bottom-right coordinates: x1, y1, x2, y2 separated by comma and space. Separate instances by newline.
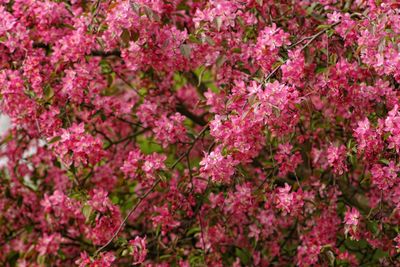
76, 251, 115, 267
275, 183, 304, 215
384, 105, 400, 153
87, 188, 112, 213
354, 118, 383, 159
153, 113, 188, 148
199, 145, 238, 183
37, 233, 62, 256
129, 236, 147, 265
142, 153, 167, 180
247, 80, 261, 95
370, 162, 399, 191
274, 143, 303, 177
395, 234, 400, 250
152, 204, 181, 235
344, 207, 361, 240
50, 123, 105, 167
327, 144, 348, 175
344, 207, 360, 226
121, 149, 143, 178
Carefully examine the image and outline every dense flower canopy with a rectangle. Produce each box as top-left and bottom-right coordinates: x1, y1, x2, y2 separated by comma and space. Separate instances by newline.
1, 0, 400, 266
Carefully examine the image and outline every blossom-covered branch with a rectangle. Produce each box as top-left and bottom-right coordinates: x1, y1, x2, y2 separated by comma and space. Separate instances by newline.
1, 0, 400, 266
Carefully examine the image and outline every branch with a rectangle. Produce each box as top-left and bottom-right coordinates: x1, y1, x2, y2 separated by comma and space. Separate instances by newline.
176, 103, 207, 126
90, 49, 121, 57
32, 43, 121, 57
94, 178, 161, 256
103, 128, 149, 150
170, 124, 209, 169
264, 21, 340, 83
93, 124, 209, 256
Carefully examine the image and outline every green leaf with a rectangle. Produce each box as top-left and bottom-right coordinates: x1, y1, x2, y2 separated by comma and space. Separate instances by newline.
379, 158, 390, 165
187, 227, 200, 236
37, 255, 46, 265
327, 28, 335, 37
48, 136, 61, 144
367, 220, 380, 236
116, 237, 128, 246
137, 136, 162, 154
306, 2, 319, 15
120, 28, 131, 47
316, 24, 332, 30
121, 249, 130, 257
232, 47, 241, 53
155, 224, 161, 237
315, 65, 327, 74
235, 248, 250, 265
82, 204, 93, 223
100, 60, 113, 74
43, 84, 54, 100
188, 35, 202, 44
24, 90, 36, 99
6, 251, 19, 267
159, 254, 172, 260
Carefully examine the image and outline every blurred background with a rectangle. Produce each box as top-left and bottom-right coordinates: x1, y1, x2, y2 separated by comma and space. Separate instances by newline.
0, 114, 10, 135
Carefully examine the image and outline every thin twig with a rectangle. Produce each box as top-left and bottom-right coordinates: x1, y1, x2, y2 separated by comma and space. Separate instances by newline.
170, 124, 209, 169
94, 178, 161, 256
264, 21, 340, 83
94, 124, 209, 256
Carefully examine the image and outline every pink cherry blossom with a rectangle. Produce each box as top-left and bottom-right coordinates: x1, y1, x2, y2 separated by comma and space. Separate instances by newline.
327, 144, 348, 175
344, 207, 361, 240
129, 236, 147, 265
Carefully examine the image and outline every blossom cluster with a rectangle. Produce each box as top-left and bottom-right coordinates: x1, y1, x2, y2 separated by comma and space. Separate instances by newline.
1, 0, 400, 266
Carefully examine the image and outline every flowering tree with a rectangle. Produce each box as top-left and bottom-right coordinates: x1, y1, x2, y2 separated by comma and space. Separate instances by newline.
1, 0, 400, 266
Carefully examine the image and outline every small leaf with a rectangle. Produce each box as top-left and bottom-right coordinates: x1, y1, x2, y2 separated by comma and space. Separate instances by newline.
180, 44, 191, 59
82, 204, 93, 223
43, 84, 54, 100
120, 28, 131, 47
367, 220, 380, 236
131, 3, 140, 13
197, 67, 206, 87
325, 250, 335, 266
327, 28, 335, 37
24, 90, 36, 99
187, 227, 200, 236
205, 36, 215, 46
232, 47, 241, 53
159, 254, 172, 260
216, 55, 227, 68
316, 24, 332, 30
214, 16, 223, 31
379, 158, 390, 165
121, 249, 130, 257
48, 136, 61, 144
235, 248, 250, 265
306, 2, 319, 15
188, 35, 202, 44
100, 60, 113, 74
315, 65, 327, 74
